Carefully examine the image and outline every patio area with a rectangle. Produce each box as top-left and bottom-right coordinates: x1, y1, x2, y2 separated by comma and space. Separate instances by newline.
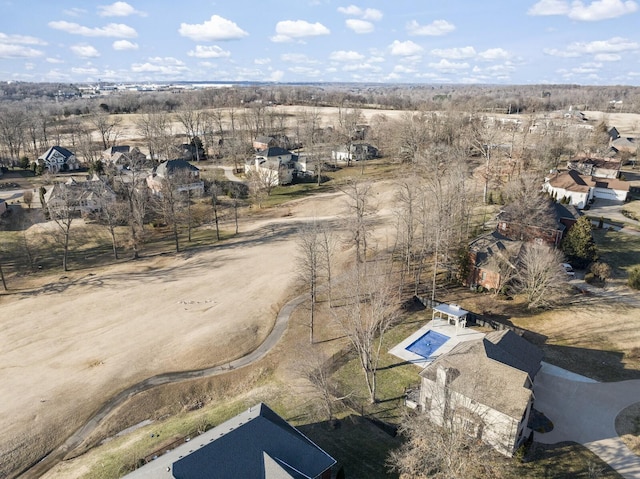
389, 318, 486, 369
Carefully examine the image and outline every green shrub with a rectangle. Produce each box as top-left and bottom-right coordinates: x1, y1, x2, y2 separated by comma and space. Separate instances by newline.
628, 266, 640, 290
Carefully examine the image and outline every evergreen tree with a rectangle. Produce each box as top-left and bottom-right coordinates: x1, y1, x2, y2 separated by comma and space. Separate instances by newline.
562, 216, 597, 268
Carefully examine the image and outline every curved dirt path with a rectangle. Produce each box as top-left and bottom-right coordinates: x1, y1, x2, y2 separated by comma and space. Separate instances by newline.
18, 293, 306, 479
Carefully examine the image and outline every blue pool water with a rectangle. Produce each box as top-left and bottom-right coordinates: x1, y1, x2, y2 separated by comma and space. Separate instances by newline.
406, 330, 450, 359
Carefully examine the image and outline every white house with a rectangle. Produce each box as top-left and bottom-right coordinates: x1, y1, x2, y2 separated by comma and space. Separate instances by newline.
44, 175, 116, 216
101, 145, 147, 170
146, 159, 204, 196
331, 143, 378, 163
419, 330, 543, 457
37, 146, 80, 173
245, 147, 298, 186
543, 170, 629, 209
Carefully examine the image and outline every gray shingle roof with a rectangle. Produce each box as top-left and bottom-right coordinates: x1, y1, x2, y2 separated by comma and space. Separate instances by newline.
123, 403, 335, 479
420, 330, 542, 419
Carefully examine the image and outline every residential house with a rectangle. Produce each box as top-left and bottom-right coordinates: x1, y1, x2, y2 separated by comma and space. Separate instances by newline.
608, 126, 638, 158
175, 142, 206, 162
331, 143, 379, 163
253, 135, 299, 152
245, 147, 299, 186
122, 403, 336, 479
419, 330, 543, 457
467, 231, 523, 291
37, 146, 80, 173
101, 146, 147, 170
543, 170, 630, 208
567, 157, 620, 179
146, 159, 204, 196
253, 136, 278, 151
44, 175, 115, 216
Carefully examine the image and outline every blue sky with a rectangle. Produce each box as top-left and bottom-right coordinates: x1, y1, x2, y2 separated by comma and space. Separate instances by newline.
1, 0, 639, 85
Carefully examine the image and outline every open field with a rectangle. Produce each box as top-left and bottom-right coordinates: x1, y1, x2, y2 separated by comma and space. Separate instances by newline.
3, 107, 640, 478
0, 175, 399, 477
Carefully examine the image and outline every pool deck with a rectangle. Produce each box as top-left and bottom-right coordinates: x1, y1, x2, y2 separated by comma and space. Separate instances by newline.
389, 319, 486, 369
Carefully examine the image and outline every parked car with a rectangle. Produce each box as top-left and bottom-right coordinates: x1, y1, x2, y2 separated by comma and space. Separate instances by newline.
561, 263, 576, 278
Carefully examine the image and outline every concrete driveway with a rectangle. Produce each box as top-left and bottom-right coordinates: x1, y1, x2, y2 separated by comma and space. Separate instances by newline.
587, 199, 640, 228
534, 364, 640, 478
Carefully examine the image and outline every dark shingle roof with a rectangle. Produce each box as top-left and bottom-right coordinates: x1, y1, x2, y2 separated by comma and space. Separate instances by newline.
39, 145, 74, 160
172, 403, 335, 479
155, 159, 199, 177
256, 147, 291, 158
483, 330, 543, 378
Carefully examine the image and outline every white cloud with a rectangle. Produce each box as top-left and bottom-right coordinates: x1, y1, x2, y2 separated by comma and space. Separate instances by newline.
546, 36, 639, 58
287, 66, 322, 76
271, 20, 330, 42
46, 57, 64, 63
428, 59, 470, 71
431, 46, 476, 59
569, 0, 638, 20
48, 21, 137, 38
63, 8, 87, 17
528, 0, 638, 20
389, 40, 423, 56
132, 57, 188, 75
179, 15, 248, 42
543, 48, 581, 57
72, 66, 100, 75
337, 5, 383, 20
527, 0, 570, 15
0, 33, 47, 45
342, 62, 382, 72
71, 44, 100, 58
269, 70, 285, 82
254, 57, 271, 65
594, 53, 621, 61
281, 53, 318, 63
112, 40, 138, 50
346, 19, 374, 33
98, 2, 146, 17
330, 50, 365, 61
0, 44, 44, 58
407, 19, 455, 36
187, 45, 231, 58
478, 48, 510, 61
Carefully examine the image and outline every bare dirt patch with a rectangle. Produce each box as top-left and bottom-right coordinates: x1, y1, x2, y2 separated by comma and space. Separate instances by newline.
616, 402, 640, 455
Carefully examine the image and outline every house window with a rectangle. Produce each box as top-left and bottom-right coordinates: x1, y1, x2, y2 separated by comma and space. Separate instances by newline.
481, 272, 486, 281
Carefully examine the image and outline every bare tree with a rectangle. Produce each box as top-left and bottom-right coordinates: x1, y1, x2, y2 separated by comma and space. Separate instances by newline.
297, 220, 324, 343
340, 179, 376, 265
246, 167, 278, 208
116, 160, 149, 259
294, 347, 344, 422
501, 172, 556, 239
22, 190, 33, 210
207, 179, 222, 241
516, 243, 567, 309
89, 111, 122, 150
332, 261, 399, 403
93, 178, 122, 260
388, 410, 513, 479
44, 183, 78, 271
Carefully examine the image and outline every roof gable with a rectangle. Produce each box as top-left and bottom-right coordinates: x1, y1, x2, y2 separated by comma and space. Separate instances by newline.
171, 403, 335, 479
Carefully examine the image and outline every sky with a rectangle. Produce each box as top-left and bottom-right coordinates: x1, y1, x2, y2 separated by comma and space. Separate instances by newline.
1, 0, 640, 85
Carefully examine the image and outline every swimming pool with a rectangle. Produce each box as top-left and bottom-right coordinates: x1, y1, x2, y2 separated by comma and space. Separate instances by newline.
406, 330, 450, 359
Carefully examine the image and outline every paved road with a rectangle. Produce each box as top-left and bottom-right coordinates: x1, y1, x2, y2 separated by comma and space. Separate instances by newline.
587, 199, 640, 229
219, 166, 244, 183
17, 293, 307, 479
535, 368, 640, 479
